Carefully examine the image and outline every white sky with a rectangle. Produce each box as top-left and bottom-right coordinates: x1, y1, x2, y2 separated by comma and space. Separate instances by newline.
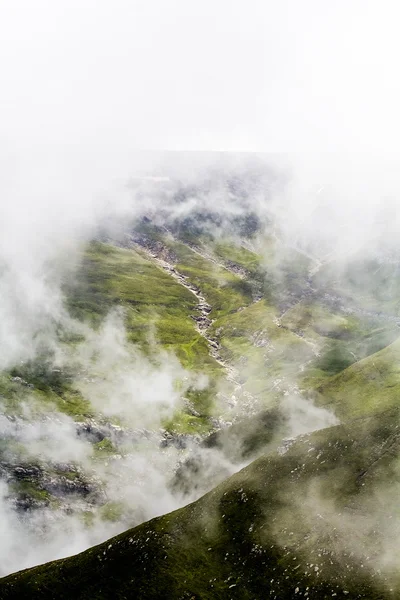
1, 0, 400, 153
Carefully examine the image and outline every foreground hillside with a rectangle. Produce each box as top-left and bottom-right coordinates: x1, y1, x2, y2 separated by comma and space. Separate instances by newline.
1, 406, 399, 599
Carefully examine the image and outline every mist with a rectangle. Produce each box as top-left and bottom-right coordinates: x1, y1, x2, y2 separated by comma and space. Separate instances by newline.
1, 0, 400, 583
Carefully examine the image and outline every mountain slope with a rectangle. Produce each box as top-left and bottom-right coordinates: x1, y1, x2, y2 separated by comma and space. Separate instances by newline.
2, 217, 400, 589
315, 337, 400, 419
1, 406, 399, 599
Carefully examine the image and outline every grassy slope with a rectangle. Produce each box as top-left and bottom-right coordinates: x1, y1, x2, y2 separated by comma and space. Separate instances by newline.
1, 407, 399, 599
314, 337, 400, 419
281, 300, 400, 387
4, 241, 228, 434
213, 300, 312, 399
194, 240, 400, 408
66, 241, 220, 375
167, 238, 314, 402
57, 238, 400, 426
66, 241, 226, 432
212, 235, 312, 308
4, 236, 399, 446
315, 256, 400, 316
4, 364, 94, 419
160, 237, 255, 319
121, 235, 400, 454
0, 238, 241, 511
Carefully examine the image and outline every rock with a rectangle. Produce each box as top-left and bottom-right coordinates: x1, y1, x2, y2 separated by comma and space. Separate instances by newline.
160, 432, 200, 450
12, 496, 49, 512
183, 399, 201, 418
277, 437, 296, 456
76, 420, 107, 443
41, 475, 98, 499
12, 466, 42, 480
0, 458, 105, 512
11, 376, 34, 388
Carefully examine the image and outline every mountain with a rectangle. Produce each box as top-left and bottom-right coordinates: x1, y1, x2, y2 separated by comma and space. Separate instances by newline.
1, 166, 400, 597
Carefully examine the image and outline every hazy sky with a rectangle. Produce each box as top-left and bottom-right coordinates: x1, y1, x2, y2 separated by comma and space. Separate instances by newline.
1, 0, 400, 154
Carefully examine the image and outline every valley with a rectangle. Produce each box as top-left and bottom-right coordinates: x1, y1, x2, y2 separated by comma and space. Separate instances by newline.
1, 209, 400, 598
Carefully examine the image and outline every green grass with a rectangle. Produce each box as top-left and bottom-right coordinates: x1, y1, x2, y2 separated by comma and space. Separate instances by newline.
279, 300, 400, 387
213, 236, 312, 305
212, 240, 262, 273
281, 301, 362, 339
100, 501, 125, 523
212, 301, 313, 399
0, 374, 28, 414
63, 239, 258, 431
0, 240, 226, 428
162, 385, 217, 435
65, 242, 221, 376
202, 405, 288, 462
162, 411, 212, 435
0, 371, 93, 420
313, 337, 400, 419
316, 256, 400, 316
66, 242, 196, 331
43, 237, 400, 428
159, 238, 254, 319
3, 238, 262, 433
8, 481, 51, 505
93, 438, 118, 457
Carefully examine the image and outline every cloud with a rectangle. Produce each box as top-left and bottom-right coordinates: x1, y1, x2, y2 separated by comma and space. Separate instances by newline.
0, 408, 92, 464
75, 309, 189, 426
0, 311, 199, 576
1, 0, 400, 583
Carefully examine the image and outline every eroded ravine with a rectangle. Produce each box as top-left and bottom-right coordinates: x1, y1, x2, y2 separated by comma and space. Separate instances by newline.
126, 236, 240, 383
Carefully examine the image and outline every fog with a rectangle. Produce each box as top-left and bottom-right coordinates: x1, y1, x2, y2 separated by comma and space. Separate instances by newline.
1, 0, 400, 582
3, 1, 400, 153
3, 0, 400, 270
